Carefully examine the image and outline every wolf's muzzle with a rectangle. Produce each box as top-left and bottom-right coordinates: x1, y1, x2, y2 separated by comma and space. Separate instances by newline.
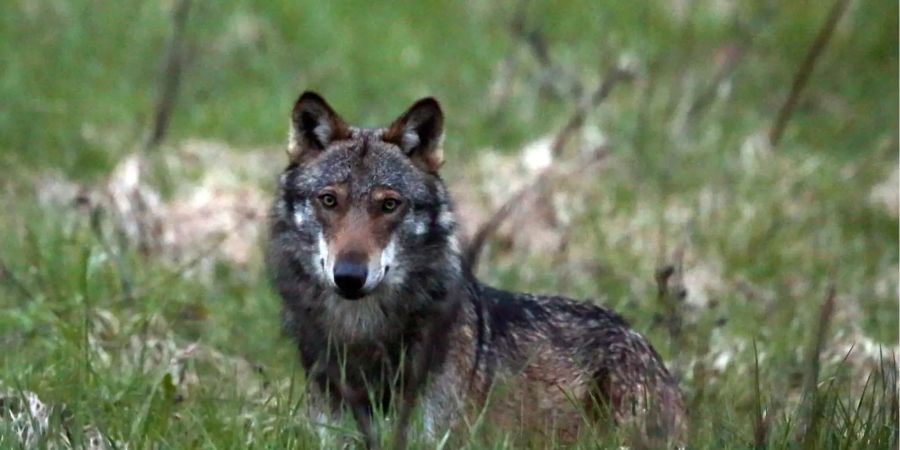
333, 260, 368, 300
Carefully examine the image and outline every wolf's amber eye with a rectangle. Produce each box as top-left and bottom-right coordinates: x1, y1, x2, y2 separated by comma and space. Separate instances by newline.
381, 198, 401, 213
319, 193, 337, 209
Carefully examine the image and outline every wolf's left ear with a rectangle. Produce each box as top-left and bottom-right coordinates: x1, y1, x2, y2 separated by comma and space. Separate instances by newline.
288, 91, 350, 163
384, 98, 444, 173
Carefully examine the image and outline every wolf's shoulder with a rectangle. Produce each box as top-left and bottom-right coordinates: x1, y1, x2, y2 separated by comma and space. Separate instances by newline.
473, 283, 631, 335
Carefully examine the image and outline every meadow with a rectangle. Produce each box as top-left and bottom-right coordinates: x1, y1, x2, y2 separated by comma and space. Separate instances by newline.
1, 1, 897, 448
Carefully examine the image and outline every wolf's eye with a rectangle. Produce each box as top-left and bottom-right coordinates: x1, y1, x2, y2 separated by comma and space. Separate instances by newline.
381, 198, 401, 213
319, 193, 337, 209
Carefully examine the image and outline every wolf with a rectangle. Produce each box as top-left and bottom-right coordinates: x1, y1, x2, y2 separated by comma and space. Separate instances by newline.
268, 91, 686, 448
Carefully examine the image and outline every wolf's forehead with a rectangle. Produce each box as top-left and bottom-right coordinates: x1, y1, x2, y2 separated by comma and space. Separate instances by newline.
293, 142, 428, 196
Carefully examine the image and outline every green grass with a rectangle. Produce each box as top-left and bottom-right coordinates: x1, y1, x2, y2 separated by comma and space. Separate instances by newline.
1, 0, 897, 448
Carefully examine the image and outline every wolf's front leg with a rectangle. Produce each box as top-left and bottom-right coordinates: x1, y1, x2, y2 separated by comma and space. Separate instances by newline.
391, 355, 470, 449
306, 379, 379, 449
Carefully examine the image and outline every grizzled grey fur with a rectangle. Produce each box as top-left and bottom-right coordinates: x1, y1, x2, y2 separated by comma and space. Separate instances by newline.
268, 92, 685, 448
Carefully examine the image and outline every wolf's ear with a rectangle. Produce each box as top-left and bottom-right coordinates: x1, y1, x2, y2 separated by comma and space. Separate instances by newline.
288, 91, 350, 162
384, 98, 444, 173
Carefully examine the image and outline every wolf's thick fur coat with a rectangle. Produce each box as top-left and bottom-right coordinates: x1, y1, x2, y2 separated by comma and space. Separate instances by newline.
268, 92, 685, 448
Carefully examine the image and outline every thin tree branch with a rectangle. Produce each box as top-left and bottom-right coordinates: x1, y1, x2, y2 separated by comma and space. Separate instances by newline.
687, 43, 748, 122
105, 231, 231, 304
510, 4, 583, 100
654, 245, 686, 344
752, 339, 770, 450
797, 283, 837, 447
88, 205, 135, 302
550, 66, 633, 157
464, 67, 632, 271
145, 0, 192, 151
0, 255, 35, 302
769, 0, 851, 147
463, 148, 609, 272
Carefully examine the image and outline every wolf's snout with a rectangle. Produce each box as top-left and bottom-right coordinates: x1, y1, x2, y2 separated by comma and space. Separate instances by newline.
333, 260, 368, 300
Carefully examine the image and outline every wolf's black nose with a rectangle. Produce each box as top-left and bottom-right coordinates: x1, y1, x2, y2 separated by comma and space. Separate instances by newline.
333, 261, 368, 299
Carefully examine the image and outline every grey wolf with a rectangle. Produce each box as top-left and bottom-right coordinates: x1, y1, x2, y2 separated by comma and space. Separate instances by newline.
267, 91, 685, 448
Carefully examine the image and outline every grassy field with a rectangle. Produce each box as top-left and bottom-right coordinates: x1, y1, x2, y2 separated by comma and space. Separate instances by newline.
1, 0, 897, 448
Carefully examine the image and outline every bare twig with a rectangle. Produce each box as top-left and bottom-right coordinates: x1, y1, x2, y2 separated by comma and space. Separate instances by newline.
464, 148, 608, 272
0, 255, 35, 302
798, 283, 837, 447
752, 339, 769, 450
463, 183, 530, 271
104, 231, 231, 305
464, 68, 632, 271
769, 0, 851, 147
88, 205, 135, 302
510, 6, 583, 100
654, 245, 686, 344
145, 0, 192, 151
550, 66, 633, 157
687, 43, 748, 122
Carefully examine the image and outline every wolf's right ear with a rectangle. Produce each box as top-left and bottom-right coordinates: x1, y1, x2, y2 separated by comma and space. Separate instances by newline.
288, 91, 350, 163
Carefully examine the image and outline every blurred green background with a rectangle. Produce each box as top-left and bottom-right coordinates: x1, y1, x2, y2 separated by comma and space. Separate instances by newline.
1, 0, 897, 448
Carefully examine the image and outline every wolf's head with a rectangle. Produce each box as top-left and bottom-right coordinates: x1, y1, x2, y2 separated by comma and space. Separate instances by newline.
269, 92, 463, 341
